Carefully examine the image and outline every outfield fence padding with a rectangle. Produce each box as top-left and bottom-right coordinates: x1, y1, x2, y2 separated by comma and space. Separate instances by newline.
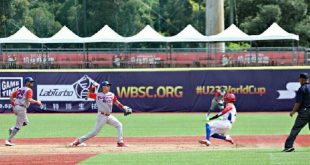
0, 68, 308, 112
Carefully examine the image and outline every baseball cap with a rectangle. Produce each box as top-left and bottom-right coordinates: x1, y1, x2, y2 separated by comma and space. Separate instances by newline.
100, 81, 111, 87
24, 77, 35, 84
299, 73, 309, 79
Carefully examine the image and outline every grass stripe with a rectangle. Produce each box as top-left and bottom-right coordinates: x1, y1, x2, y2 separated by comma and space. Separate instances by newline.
0, 113, 307, 138
79, 147, 310, 165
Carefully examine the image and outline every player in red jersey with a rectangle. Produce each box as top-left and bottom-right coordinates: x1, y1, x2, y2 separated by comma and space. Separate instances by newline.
199, 93, 237, 146
5, 77, 42, 146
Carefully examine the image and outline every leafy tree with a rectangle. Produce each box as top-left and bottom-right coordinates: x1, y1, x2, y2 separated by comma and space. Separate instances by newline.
29, 2, 61, 37
116, 0, 153, 36
55, 0, 82, 35
5, 0, 33, 34
0, 0, 12, 37
240, 5, 281, 34
235, 0, 309, 46
278, 0, 308, 32
295, 16, 310, 47
0, 0, 309, 47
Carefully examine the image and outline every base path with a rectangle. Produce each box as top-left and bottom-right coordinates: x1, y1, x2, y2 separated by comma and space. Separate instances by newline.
0, 135, 309, 165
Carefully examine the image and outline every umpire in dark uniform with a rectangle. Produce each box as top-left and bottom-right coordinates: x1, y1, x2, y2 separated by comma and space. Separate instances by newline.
283, 73, 310, 152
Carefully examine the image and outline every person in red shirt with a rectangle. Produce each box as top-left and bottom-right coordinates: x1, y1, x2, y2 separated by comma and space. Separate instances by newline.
5, 77, 42, 146
69, 81, 132, 147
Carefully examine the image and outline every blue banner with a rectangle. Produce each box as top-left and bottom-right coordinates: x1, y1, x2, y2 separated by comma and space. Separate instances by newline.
0, 68, 307, 113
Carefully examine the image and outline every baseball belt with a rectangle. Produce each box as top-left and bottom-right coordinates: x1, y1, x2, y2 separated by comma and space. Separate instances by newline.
101, 112, 110, 116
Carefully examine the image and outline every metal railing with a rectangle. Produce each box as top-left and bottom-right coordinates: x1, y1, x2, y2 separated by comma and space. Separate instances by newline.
0, 47, 307, 69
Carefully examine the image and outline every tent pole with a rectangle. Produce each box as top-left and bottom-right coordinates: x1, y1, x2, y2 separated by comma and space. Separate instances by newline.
125, 43, 129, 68
165, 42, 168, 68
169, 43, 172, 67
292, 40, 296, 65
41, 43, 45, 69
255, 42, 258, 66
250, 41, 252, 67
83, 43, 88, 68
208, 43, 211, 67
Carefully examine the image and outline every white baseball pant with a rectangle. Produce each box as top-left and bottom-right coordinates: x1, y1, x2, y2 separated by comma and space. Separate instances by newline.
79, 113, 123, 143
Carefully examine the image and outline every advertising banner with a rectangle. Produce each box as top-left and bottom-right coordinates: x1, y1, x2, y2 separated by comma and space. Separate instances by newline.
0, 69, 307, 113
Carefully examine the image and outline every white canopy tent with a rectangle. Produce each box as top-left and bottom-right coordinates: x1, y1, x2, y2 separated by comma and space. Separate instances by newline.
84, 25, 125, 43
208, 24, 251, 42
251, 23, 299, 41
125, 25, 166, 43
0, 23, 300, 44
0, 26, 41, 43
166, 24, 207, 42
42, 26, 84, 43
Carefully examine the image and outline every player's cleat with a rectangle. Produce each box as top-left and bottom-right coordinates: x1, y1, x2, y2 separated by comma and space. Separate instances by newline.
69, 138, 81, 147
225, 135, 234, 144
4, 140, 15, 146
117, 142, 127, 147
78, 143, 87, 147
282, 147, 295, 152
198, 140, 211, 146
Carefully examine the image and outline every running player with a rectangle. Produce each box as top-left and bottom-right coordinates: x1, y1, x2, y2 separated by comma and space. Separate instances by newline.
199, 93, 237, 146
5, 77, 42, 146
69, 81, 132, 147
206, 86, 226, 120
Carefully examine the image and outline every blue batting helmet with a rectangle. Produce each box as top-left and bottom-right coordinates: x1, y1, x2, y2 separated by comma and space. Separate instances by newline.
24, 77, 35, 84
100, 81, 111, 88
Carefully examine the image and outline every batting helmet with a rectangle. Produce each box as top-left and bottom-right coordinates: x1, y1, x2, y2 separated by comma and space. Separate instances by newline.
100, 81, 111, 88
24, 77, 35, 84
224, 93, 236, 102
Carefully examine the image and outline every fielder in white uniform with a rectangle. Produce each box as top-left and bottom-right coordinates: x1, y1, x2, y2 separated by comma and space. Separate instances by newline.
70, 81, 132, 147
199, 93, 237, 146
5, 77, 42, 146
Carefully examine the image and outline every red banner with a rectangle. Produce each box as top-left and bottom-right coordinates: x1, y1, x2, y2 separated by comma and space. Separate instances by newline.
1, 51, 304, 68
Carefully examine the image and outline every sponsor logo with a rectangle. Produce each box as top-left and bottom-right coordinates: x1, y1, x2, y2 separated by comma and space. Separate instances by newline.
37, 75, 99, 101
277, 82, 300, 99
0, 77, 23, 100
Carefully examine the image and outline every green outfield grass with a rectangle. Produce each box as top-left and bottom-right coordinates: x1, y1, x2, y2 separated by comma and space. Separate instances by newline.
0, 113, 308, 138
79, 147, 310, 165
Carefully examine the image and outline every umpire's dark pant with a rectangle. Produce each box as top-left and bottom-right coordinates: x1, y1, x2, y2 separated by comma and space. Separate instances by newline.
284, 108, 310, 149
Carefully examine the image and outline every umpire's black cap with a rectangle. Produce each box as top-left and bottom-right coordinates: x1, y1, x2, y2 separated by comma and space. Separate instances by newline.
299, 73, 309, 79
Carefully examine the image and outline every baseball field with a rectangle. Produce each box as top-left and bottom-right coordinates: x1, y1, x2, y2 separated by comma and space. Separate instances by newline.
0, 112, 309, 165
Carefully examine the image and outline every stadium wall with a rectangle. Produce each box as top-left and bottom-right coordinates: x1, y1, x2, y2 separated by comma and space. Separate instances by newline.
0, 67, 309, 113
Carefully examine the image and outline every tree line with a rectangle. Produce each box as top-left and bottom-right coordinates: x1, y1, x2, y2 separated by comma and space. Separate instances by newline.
0, 0, 309, 47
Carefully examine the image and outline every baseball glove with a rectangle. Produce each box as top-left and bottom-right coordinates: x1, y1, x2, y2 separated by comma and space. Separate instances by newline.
123, 106, 132, 116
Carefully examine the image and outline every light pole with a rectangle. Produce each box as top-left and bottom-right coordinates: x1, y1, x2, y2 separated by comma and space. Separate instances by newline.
206, 0, 225, 52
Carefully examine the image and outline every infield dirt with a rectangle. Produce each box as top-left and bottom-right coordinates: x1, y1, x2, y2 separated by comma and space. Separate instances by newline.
0, 135, 309, 165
